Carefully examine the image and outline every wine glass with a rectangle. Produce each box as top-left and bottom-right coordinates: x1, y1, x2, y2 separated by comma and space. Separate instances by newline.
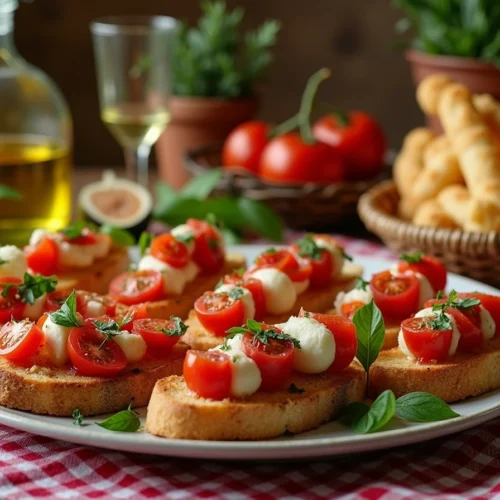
91, 16, 178, 187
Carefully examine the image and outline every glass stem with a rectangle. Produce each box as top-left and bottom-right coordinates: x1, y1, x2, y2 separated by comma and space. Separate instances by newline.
124, 145, 150, 187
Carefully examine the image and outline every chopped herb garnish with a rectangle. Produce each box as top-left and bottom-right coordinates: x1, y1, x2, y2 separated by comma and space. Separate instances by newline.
1, 273, 57, 305
94, 316, 133, 348
295, 234, 323, 260
161, 316, 188, 337
50, 290, 82, 328
400, 251, 424, 264
355, 277, 369, 291
225, 319, 301, 349
72, 409, 84, 426
61, 221, 95, 240
227, 287, 245, 301
430, 289, 481, 331
288, 383, 305, 394
138, 232, 154, 257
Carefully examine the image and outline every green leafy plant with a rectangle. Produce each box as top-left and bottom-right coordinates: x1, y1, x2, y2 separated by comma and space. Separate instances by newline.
96, 403, 141, 432
393, 0, 500, 64
173, 0, 280, 98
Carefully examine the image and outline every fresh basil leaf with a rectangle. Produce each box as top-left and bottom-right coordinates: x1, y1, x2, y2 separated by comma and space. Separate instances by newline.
160, 316, 188, 337
96, 404, 141, 432
295, 234, 322, 260
72, 409, 84, 427
100, 225, 135, 246
15, 273, 57, 305
155, 182, 178, 215
0, 184, 22, 200
395, 392, 459, 422
338, 401, 370, 426
180, 169, 222, 200
225, 327, 249, 334
50, 290, 82, 328
138, 232, 154, 257
351, 390, 396, 434
227, 287, 244, 300
352, 300, 385, 375
288, 383, 305, 394
399, 251, 423, 264
237, 197, 284, 242
247, 319, 262, 333
61, 221, 97, 240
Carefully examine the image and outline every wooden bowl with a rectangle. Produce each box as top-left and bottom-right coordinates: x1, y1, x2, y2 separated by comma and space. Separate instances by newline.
185, 143, 390, 231
358, 180, 500, 287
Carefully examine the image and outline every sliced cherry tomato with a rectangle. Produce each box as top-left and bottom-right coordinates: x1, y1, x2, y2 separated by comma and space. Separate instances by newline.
79, 292, 117, 318
290, 243, 333, 287
0, 277, 24, 323
194, 291, 245, 336
63, 227, 98, 246
25, 237, 59, 276
67, 325, 127, 377
0, 319, 44, 361
401, 316, 452, 362
458, 293, 500, 336
370, 270, 420, 322
108, 270, 164, 305
255, 248, 298, 274
133, 318, 183, 351
187, 219, 225, 274
183, 350, 232, 400
150, 234, 189, 269
299, 310, 357, 372
339, 301, 366, 320
222, 120, 270, 175
241, 325, 293, 391
312, 112, 386, 180
117, 303, 149, 332
397, 254, 447, 293
223, 273, 267, 320
259, 132, 344, 185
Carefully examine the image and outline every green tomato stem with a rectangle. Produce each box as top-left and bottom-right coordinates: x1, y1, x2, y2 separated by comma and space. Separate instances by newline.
268, 114, 300, 139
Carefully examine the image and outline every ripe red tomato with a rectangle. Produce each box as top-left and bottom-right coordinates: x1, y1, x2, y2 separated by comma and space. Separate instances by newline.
187, 219, 225, 274
339, 301, 365, 320
150, 234, 190, 269
133, 318, 184, 351
223, 273, 267, 320
253, 248, 311, 282
67, 325, 127, 377
259, 132, 344, 185
0, 277, 24, 323
183, 350, 232, 400
241, 326, 294, 391
116, 303, 149, 332
312, 112, 386, 180
108, 270, 164, 305
194, 291, 245, 336
459, 293, 500, 336
63, 228, 98, 246
290, 244, 333, 288
397, 254, 447, 294
299, 310, 357, 372
401, 316, 452, 362
25, 237, 59, 275
370, 270, 420, 322
0, 319, 44, 361
222, 120, 270, 175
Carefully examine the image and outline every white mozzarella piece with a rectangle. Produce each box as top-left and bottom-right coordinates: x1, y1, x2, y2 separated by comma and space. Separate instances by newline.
212, 334, 261, 397
29, 229, 50, 247
183, 261, 200, 284
282, 316, 336, 374
398, 307, 460, 359
293, 279, 309, 295
23, 295, 46, 321
85, 300, 106, 318
249, 268, 296, 315
138, 255, 187, 295
0, 246, 27, 279
314, 236, 344, 278
90, 235, 111, 259
480, 306, 496, 340
41, 315, 73, 366
215, 284, 256, 321
171, 224, 196, 255
416, 273, 434, 307
58, 241, 94, 267
334, 288, 373, 314
112, 331, 147, 363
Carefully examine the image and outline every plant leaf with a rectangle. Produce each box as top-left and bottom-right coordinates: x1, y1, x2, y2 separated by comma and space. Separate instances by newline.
50, 290, 82, 328
338, 401, 370, 426
180, 169, 222, 200
100, 225, 135, 246
351, 390, 396, 434
0, 184, 22, 200
236, 197, 284, 241
96, 405, 141, 432
396, 392, 459, 422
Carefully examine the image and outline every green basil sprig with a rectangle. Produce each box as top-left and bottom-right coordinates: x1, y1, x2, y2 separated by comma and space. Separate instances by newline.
50, 291, 82, 328
1, 273, 57, 305
96, 403, 141, 433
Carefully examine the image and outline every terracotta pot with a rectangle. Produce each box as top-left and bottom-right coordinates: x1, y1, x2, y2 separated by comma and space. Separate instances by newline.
156, 97, 258, 189
406, 49, 500, 132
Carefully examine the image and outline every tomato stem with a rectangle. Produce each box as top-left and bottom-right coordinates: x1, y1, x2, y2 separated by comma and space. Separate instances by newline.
268, 114, 300, 139
299, 68, 331, 144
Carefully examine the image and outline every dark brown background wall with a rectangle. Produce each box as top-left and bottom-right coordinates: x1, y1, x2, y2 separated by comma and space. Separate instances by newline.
14, 0, 424, 166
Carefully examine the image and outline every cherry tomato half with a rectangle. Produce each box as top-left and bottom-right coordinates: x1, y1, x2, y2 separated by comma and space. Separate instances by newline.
241, 325, 294, 391
340, 301, 366, 320
397, 254, 447, 294
150, 234, 190, 269
0, 319, 44, 361
25, 237, 59, 276
187, 219, 225, 274
370, 270, 420, 322
62, 227, 98, 246
184, 350, 232, 400
133, 318, 183, 351
109, 270, 164, 305
223, 273, 267, 320
222, 120, 270, 175
290, 244, 333, 288
116, 303, 149, 332
0, 277, 24, 323
459, 293, 500, 336
194, 291, 245, 336
67, 325, 127, 377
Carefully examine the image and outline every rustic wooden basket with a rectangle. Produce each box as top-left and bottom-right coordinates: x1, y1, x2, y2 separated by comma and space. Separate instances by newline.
358, 180, 500, 287
185, 144, 389, 231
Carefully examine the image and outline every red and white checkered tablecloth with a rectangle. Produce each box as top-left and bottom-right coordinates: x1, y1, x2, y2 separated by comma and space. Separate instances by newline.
2, 238, 500, 500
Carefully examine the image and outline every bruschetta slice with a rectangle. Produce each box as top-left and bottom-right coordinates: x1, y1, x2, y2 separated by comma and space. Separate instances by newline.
146, 312, 366, 440
369, 291, 500, 402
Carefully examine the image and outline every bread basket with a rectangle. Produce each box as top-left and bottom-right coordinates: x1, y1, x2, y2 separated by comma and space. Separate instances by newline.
358, 180, 500, 287
186, 143, 390, 231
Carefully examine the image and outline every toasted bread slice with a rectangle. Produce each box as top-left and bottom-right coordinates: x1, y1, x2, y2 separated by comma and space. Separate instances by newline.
146, 363, 366, 440
183, 263, 363, 350
55, 246, 130, 295
0, 344, 188, 416
115, 252, 246, 320
369, 338, 500, 403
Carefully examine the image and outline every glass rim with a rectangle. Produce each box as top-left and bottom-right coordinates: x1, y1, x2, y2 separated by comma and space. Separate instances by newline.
90, 15, 178, 36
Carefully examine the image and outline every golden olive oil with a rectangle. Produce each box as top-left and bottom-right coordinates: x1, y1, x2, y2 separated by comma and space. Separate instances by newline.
0, 136, 72, 245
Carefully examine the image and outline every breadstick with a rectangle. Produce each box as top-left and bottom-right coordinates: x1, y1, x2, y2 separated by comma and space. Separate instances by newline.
465, 185, 500, 232
412, 199, 459, 229
416, 74, 452, 115
473, 94, 500, 135
436, 185, 470, 228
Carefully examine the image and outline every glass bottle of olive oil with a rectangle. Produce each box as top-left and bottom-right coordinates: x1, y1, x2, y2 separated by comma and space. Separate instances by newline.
0, 0, 72, 245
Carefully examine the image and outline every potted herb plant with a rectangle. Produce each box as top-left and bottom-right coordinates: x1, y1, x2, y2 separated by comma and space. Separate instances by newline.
156, 0, 280, 189
394, 0, 500, 127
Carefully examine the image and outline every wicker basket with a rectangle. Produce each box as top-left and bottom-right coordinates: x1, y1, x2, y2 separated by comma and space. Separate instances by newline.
358, 180, 500, 287
185, 143, 390, 231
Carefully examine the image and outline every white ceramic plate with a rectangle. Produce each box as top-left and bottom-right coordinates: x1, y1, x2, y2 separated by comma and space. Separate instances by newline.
1, 245, 500, 460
